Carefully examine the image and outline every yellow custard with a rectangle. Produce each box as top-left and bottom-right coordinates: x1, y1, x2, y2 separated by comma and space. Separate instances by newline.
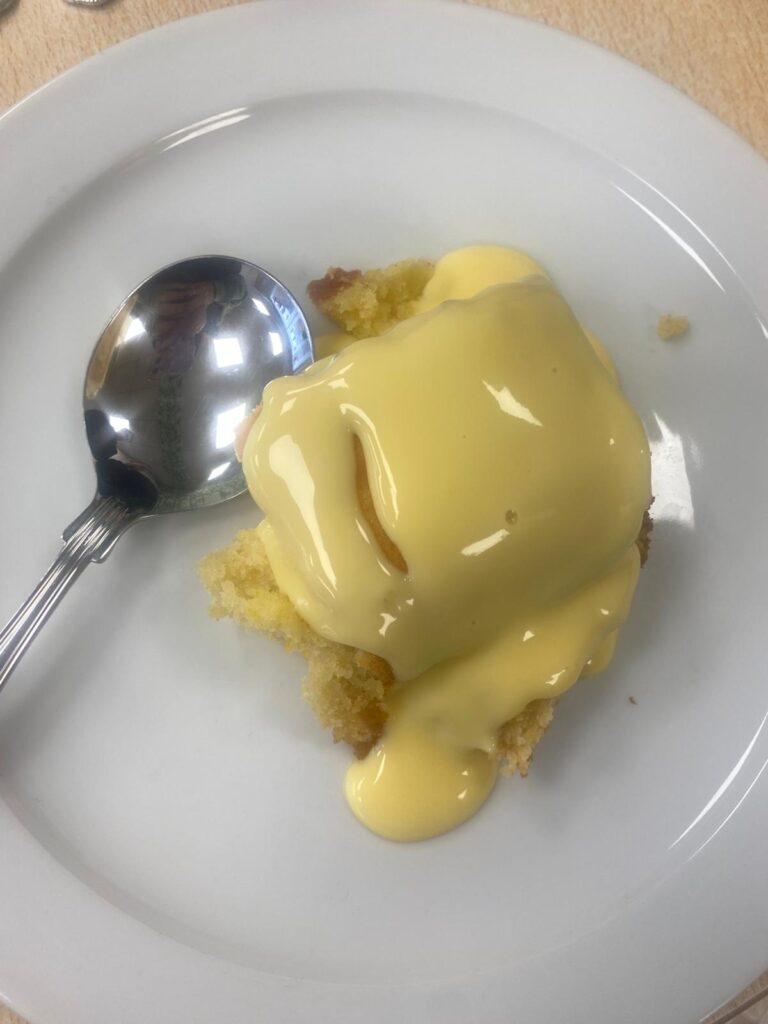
242, 246, 651, 841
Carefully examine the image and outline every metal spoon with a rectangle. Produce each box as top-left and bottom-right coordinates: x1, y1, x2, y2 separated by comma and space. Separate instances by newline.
0, 255, 313, 692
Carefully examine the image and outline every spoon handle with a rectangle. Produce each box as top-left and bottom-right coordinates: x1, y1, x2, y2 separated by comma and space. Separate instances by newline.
0, 497, 138, 694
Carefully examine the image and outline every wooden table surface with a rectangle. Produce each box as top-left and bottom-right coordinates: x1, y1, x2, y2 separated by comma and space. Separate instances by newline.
1, 1, 767, 1022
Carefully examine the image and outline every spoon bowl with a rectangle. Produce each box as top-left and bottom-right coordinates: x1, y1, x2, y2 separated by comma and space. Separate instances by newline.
0, 255, 312, 690
86, 255, 312, 515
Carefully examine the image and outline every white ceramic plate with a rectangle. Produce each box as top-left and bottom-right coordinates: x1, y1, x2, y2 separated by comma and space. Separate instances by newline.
1, 2, 767, 1021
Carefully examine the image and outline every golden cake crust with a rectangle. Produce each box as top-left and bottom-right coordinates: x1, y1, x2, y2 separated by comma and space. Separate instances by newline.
308, 259, 433, 339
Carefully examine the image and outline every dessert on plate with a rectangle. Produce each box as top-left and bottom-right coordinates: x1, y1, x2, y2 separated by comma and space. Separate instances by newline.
199, 245, 652, 841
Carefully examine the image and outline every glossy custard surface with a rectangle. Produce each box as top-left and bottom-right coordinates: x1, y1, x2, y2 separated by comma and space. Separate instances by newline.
242, 247, 650, 840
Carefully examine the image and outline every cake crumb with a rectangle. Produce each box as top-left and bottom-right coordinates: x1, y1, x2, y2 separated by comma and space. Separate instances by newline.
629, 695, 638, 705
308, 259, 433, 339
657, 314, 690, 340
